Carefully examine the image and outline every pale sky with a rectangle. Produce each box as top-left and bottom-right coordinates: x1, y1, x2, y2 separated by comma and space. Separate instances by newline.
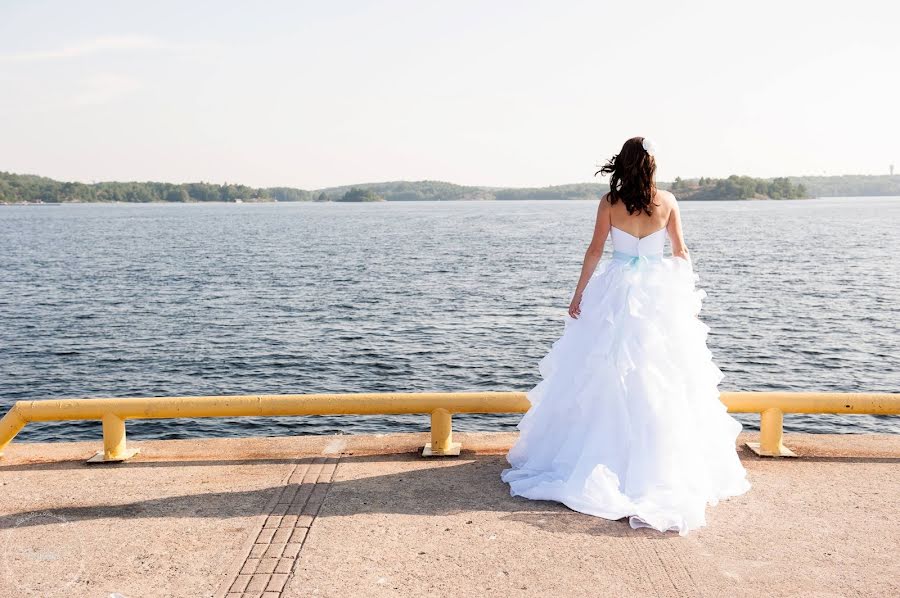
1, 1, 898, 189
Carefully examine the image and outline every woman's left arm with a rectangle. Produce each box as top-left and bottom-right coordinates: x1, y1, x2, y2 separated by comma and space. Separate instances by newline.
569, 196, 611, 318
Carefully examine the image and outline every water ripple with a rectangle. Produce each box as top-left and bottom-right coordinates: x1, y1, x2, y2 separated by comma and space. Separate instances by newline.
1, 198, 898, 442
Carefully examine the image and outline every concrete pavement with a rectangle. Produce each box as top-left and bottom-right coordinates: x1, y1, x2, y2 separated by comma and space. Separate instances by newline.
1, 432, 898, 597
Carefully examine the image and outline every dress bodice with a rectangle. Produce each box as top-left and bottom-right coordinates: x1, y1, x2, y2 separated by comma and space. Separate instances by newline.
610, 226, 667, 257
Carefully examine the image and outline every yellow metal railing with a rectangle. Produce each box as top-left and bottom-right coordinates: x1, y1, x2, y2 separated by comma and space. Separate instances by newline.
722, 392, 899, 456
0, 391, 897, 462
0, 392, 529, 462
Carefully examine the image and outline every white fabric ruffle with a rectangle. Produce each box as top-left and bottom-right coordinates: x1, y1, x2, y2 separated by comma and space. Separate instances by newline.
501, 255, 750, 535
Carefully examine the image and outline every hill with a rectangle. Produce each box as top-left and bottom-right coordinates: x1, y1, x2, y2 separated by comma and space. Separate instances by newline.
788, 175, 900, 198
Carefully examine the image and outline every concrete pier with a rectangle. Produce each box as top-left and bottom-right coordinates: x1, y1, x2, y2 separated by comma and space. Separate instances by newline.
1, 432, 898, 597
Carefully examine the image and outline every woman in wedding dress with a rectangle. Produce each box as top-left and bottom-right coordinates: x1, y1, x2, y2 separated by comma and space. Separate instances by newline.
501, 136, 750, 535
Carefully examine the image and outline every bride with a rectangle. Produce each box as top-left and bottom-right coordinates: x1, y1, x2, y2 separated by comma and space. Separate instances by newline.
501, 137, 750, 535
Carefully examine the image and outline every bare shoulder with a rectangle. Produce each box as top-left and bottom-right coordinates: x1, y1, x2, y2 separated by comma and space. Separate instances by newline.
598, 192, 613, 213
654, 189, 677, 206
654, 189, 678, 220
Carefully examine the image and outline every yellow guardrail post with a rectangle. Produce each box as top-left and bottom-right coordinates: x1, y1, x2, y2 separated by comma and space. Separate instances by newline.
721, 392, 900, 457
87, 413, 140, 463
746, 408, 795, 457
422, 408, 461, 457
0, 404, 26, 458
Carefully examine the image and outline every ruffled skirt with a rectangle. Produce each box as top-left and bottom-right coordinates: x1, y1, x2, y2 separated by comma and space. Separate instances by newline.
501, 255, 750, 535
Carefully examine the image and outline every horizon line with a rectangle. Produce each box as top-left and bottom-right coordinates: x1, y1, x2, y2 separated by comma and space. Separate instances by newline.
3, 170, 898, 193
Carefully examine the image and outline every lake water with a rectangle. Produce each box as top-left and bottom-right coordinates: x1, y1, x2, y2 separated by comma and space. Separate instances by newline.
2, 197, 898, 443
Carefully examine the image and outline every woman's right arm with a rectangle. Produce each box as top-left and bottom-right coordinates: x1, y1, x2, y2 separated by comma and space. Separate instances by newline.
666, 195, 689, 260
569, 195, 611, 318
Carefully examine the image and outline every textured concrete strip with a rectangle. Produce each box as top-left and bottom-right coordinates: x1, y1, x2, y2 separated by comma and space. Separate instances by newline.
214, 460, 309, 598
646, 535, 702, 597
216, 454, 341, 598
618, 530, 701, 596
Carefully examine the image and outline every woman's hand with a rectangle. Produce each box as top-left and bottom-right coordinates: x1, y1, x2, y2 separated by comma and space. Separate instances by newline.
568, 291, 583, 319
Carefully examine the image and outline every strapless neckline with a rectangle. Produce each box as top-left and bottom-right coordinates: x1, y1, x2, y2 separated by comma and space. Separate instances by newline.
610, 225, 667, 241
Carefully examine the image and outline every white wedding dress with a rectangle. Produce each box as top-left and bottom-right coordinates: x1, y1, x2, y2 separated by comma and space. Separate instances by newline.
501, 225, 750, 535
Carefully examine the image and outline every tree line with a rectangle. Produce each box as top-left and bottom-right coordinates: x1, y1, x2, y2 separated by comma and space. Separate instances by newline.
3, 170, 897, 204
0, 172, 287, 204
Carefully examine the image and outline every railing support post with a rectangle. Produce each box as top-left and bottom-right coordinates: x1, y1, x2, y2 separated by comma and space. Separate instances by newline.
0, 405, 27, 458
747, 408, 797, 457
87, 413, 140, 463
422, 408, 461, 457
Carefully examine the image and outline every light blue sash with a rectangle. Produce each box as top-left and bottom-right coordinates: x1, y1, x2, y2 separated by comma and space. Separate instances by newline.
612, 250, 662, 268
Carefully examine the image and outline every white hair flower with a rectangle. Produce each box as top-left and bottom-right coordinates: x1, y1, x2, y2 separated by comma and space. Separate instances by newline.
642, 138, 657, 156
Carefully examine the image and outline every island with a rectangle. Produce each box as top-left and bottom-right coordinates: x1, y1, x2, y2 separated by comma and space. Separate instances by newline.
335, 187, 384, 202
669, 175, 807, 200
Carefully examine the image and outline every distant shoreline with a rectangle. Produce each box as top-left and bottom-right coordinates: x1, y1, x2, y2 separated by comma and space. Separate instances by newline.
5, 195, 899, 207
2, 171, 898, 204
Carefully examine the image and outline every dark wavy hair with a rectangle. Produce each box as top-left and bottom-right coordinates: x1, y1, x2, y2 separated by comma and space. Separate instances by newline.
595, 136, 658, 216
